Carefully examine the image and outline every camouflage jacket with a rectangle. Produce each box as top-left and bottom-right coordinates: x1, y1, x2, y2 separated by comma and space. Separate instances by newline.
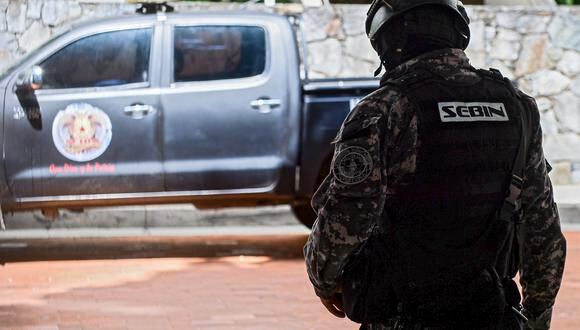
303, 48, 566, 329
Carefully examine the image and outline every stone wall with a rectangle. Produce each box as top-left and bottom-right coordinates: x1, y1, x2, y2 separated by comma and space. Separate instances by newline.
0, 0, 135, 69
467, 6, 580, 183
0, 1, 579, 183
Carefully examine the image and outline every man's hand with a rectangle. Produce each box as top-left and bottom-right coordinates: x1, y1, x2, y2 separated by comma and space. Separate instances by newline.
320, 292, 345, 318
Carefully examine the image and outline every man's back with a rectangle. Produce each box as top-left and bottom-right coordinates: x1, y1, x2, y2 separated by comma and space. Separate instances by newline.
378, 48, 522, 281
305, 1, 566, 327
305, 47, 566, 329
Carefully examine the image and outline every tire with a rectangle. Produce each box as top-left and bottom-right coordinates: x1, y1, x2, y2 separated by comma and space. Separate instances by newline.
292, 203, 317, 229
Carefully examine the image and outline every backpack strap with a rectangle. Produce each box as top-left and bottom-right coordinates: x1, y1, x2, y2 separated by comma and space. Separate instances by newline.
477, 67, 523, 99
469, 67, 529, 223
477, 68, 504, 81
495, 99, 531, 298
498, 104, 530, 223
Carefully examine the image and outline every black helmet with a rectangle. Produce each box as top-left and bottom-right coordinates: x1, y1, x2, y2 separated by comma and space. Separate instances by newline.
366, 0, 470, 52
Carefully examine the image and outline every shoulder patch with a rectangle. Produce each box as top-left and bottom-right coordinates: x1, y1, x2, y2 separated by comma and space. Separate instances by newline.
332, 146, 373, 185
438, 102, 509, 123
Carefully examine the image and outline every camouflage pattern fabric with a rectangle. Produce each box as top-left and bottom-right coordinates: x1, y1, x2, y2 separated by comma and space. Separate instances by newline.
303, 48, 566, 329
519, 95, 567, 330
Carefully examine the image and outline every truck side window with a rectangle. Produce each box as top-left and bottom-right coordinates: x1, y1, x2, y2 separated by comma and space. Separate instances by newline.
39, 28, 153, 90
174, 25, 266, 82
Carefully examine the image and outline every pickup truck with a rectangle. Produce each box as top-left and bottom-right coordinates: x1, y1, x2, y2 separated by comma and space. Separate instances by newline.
0, 8, 378, 227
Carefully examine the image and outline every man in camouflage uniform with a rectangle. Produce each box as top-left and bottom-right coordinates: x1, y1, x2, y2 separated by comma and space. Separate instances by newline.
304, 0, 566, 329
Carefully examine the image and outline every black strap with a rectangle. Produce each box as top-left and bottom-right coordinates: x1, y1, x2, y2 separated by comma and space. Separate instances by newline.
476, 68, 504, 82
498, 100, 530, 225
496, 99, 530, 286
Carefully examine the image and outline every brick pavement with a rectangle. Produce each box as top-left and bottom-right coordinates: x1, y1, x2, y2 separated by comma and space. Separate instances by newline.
0, 232, 579, 330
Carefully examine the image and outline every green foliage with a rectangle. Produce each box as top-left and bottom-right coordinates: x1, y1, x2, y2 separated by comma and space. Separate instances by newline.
556, 0, 580, 5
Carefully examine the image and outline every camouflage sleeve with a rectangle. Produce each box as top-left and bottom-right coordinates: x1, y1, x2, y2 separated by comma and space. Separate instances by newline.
519, 98, 567, 329
304, 99, 388, 299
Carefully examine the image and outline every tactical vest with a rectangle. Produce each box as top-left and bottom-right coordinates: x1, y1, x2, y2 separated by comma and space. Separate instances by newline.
379, 67, 531, 327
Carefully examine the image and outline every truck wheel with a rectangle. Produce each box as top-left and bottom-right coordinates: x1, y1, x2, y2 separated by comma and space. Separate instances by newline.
292, 203, 316, 229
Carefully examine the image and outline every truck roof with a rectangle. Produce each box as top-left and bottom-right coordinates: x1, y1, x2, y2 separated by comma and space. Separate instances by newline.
69, 10, 286, 31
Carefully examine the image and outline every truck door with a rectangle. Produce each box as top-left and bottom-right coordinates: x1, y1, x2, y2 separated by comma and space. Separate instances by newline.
161, 19, 297, 193
4, 25, 164, 198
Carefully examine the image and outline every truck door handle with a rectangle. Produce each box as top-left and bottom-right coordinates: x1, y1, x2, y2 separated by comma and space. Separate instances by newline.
124, 103, 156, 119
250, 98, 281, 114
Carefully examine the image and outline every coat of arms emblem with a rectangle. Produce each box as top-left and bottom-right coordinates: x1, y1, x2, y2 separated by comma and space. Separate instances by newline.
52, 103, 113, 162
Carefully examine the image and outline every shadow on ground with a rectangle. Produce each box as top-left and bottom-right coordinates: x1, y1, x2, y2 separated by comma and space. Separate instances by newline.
0, 233, 308, 264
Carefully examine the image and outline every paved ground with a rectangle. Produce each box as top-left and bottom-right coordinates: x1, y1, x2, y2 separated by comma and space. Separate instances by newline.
0, 231, 578, 330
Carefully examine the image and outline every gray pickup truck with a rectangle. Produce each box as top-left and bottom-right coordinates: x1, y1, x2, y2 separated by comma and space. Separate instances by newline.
0, 10, 378, 227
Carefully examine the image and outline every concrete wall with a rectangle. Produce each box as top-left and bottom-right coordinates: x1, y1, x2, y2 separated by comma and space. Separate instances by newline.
0, 1, 579, 183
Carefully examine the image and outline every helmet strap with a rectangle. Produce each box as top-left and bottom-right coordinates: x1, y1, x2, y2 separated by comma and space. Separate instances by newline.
377, 27, 407, 72
374, 63, 383, 77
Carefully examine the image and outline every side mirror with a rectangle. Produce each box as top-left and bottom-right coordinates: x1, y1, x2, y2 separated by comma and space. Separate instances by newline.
15, 66, 43, 92
14, 66, 43, 130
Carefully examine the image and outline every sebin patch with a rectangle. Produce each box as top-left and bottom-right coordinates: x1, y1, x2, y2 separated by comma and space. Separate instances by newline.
438, 102, 509, 123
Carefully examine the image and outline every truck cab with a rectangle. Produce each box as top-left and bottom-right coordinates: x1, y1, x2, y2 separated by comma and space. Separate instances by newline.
0, 10, 377, 227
